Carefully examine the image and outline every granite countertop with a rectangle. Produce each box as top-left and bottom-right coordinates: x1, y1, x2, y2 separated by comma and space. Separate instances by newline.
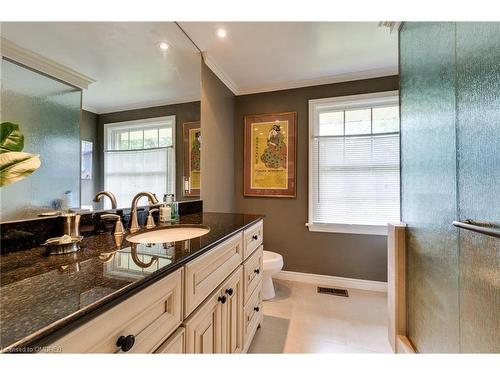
0, 212, 263, 352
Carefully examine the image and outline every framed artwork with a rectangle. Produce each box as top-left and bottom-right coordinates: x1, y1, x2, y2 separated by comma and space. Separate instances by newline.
81, 140, 93, 180
183, 121, 201, 197
244, 112, 297, 198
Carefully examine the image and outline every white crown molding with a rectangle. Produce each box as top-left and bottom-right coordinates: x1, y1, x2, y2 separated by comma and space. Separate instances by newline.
235, 67, 399, 96
201, 51, 397, 96
202, 52, 238, 95
88, 94, 201, 115
274, 270, 387, 293
0, 37, 95, 90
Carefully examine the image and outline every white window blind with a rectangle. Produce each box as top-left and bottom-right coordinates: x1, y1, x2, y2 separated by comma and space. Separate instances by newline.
104, 116, 175, 209
308, 92, 400, 235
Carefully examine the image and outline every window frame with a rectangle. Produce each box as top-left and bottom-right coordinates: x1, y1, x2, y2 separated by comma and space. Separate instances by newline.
308, 91, 400, 236
103, 115, 176, 201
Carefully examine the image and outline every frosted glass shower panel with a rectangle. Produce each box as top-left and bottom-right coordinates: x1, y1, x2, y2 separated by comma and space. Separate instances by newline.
455, 22, 500, 353
400, 22, 459, 353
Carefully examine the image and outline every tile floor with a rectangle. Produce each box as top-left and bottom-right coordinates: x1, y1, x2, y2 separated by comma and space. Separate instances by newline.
248, 279, 393, 353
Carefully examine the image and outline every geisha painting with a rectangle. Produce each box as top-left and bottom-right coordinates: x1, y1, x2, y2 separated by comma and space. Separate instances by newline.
190, 131, 201, 171
244, 112, 296, 198
183, 121, 201, 196
260, 124, 287, 169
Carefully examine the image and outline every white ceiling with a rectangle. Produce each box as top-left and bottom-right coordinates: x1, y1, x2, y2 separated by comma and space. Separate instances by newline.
180, 22, 398, 95
1, 22, 201, 113
1, 22, 398, 112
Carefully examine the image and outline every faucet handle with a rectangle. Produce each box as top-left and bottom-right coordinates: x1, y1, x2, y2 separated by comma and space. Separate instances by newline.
146, 209, 159, 229
101, 214, 125, 236
101, 213, 120, 221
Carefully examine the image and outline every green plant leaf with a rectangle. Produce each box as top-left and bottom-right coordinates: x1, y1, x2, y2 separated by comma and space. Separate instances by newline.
0, 122, 24, 153
0, 151, 41, 187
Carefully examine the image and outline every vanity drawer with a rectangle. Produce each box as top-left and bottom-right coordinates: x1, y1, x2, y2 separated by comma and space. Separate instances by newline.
154, 327, 185, 354
243, 280, 263, 351
53, 268, 183, 353
243, 245, 263, 304
243, 220, 263, 260
184, 233, 243, 318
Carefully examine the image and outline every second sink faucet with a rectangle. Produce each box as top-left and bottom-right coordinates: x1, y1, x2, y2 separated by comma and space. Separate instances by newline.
93, 191, 118, 209
129, 191, 160, 233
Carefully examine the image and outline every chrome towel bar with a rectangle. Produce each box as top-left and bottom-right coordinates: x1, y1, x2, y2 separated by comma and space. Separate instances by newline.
452, 219, 500, 239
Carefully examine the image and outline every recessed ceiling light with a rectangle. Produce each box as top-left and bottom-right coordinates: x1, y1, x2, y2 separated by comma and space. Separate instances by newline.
158, 42, 169, 51
217, 29, 226, 38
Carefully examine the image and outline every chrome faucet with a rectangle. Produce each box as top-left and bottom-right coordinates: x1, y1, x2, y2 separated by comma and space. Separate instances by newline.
93, 191, 118, 209
129, 192, 159, 233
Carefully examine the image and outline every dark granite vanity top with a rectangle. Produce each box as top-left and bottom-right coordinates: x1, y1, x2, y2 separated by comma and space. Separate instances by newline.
0, 212, 263, 352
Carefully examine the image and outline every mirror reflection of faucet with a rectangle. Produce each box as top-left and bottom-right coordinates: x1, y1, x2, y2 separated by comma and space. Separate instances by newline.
93, 191, 117, 209
98, 250, 118, 263
130, 244, 159, 268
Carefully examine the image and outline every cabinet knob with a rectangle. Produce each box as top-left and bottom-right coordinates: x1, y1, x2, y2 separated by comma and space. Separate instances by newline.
252, 234, 258, 240
254, 268, 260, 274
218, 295, 227, 304
254, 306, 260, 312
116, 335, 135, 352
225, 288, 234, 296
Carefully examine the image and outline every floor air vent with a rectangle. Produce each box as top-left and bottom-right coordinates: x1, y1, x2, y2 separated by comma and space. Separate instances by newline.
317, 286, 349, 297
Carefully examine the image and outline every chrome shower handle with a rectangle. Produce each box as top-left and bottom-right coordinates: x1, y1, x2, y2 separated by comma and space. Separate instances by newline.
453, 220, 500, 239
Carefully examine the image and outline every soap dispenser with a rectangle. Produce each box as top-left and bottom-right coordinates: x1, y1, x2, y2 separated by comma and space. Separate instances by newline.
159, 194, 172, 223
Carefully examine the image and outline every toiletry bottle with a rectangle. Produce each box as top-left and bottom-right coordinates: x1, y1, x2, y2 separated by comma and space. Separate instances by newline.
170, 194, 179, 223
159, 194, 172, 223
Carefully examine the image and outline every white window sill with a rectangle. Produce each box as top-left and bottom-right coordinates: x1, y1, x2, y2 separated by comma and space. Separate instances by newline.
306, 223, 388, 236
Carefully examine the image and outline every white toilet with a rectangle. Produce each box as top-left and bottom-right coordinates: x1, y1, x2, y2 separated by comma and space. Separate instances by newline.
262, 251, 284, 300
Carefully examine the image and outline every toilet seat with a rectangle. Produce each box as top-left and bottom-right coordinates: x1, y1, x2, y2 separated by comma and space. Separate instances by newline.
263, 251, 284, 270
262, 251, 284, 300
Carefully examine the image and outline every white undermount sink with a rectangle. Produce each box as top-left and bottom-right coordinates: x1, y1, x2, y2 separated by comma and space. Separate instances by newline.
126, 225, 210, 244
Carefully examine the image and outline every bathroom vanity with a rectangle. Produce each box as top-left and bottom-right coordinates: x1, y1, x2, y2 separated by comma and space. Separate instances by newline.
0, 213, 264, 354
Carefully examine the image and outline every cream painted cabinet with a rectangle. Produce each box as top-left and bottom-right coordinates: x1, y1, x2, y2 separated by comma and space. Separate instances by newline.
184, 266, 244, 354
184, 284, 224, 353
243, 220, 263, 260
48, 220, 264, 354
52, 268, 183, 353
243, 280, 263, 352
154, 327, 185, 354
221, 266, 244, 353
184, 233, 243, 318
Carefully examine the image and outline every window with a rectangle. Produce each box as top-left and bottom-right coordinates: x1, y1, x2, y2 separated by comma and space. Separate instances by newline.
104, 116, 175, 209
308, 91, 400, 235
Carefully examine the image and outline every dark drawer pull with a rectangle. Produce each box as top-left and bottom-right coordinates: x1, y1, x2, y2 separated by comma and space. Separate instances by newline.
116, 335, 135, 352
226, 288, 233, 296
254, 268, 260, 274
252, 234, 258, 240
218, 295, 227, 304
254, 306, 260, 312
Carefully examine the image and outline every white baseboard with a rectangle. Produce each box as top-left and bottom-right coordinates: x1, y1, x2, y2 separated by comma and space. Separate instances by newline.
274, 270, 387, 293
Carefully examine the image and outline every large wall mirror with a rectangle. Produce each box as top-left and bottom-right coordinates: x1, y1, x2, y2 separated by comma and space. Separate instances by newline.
0, 22, 201, 222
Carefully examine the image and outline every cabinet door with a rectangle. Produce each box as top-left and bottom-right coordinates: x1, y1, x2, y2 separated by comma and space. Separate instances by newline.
221, 266, 244, 354
154, 327, 185, 354
184, 290, 223, 354
243, 280, 263, 352
184, 233, 243, 317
